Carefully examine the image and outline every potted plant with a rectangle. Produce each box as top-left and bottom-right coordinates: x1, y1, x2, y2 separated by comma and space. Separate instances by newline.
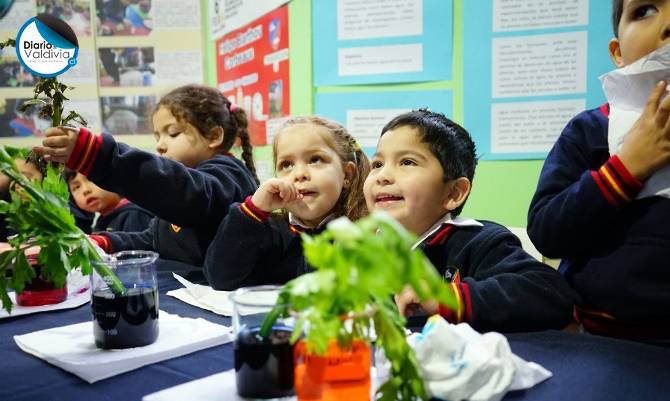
260, 212, 458, 401
0, 38, 123, 314
0, 146, 124, 313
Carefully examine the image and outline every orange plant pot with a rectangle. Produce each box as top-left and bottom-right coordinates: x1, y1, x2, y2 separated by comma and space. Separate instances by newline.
294, 339, 371, 401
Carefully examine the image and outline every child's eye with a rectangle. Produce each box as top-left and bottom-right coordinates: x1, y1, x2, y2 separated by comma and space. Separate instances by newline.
169, 132, 181, 138
277, 160, 292, 171
309, 155, 323, 164
400, 158, 417, 166
633, 5, 657, 19
371, 160, 383, 169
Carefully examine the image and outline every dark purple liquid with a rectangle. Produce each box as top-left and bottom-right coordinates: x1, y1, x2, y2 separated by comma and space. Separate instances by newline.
234, 326, 295, 398
92, 287, 159, 349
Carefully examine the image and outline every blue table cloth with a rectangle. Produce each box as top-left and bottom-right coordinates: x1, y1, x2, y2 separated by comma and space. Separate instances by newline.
1, 259, 669, 401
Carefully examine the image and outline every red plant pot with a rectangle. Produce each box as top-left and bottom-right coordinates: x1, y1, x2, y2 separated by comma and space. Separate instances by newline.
15, 262, 67, 306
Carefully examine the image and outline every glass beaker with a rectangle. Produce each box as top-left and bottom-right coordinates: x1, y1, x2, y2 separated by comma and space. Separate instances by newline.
90, 250, 159, 349
231, 285, 295, 398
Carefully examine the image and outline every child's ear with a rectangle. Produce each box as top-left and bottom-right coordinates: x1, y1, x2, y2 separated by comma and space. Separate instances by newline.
442, 177, 471, 212
208, 127, 225, 149
342, 161, 356, 188
609, 38, 625, 68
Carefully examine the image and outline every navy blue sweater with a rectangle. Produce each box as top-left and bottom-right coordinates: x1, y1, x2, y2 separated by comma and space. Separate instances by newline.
203, 197, 317, 290
418, 222, 575, 332
205, 197, 574, 332
528, 105, 670, 340
69, 128, 258, 266
92, 199, 153, 233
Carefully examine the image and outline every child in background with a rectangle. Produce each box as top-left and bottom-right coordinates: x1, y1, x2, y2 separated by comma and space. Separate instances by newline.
203, 116, 370, 289
366, 110, 574, 332
0, 152, 48, 241
35, 84, 259, 266
65, 171, 153, 234
527, 0, 670, 341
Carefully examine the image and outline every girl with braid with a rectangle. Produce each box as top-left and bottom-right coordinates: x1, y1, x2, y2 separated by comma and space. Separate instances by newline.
203, 116, 370, 289
35, 84, 258, 266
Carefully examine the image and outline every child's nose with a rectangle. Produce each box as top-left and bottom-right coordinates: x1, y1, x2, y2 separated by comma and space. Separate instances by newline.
155, 141, 167, 155
376, 166, 393, 184
292, 164, 310, 182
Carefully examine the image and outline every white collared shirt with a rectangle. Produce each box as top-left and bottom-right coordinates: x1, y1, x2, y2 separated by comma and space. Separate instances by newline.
288, 212, 337, 231
411, 213, 483, 250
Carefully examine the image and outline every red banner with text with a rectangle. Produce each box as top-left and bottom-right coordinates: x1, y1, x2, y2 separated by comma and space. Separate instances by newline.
216, 5, 289, 145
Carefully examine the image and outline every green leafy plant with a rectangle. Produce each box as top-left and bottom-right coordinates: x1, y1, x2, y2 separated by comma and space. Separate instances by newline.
0, 147, 124, 313
0, 38, 119, 313
261, 212, 457, 401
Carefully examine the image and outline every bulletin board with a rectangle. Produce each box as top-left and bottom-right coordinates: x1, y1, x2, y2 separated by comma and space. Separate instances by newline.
463, 0, 613, 160
0, 0, 204, 148
309, 0, 614, 162
312, 0, 452, 86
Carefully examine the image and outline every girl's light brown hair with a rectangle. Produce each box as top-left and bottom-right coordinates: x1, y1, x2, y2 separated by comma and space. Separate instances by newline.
273, 116, 370, 221
155, 84, 259, 183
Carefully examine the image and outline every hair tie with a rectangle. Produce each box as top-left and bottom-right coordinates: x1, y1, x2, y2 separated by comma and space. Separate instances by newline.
229, 102, 238, 113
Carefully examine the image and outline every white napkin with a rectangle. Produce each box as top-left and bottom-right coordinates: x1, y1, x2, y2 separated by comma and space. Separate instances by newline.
0, 269, 91, 319
600, 44, 670, 199
14, 311, 233, 383
166, 274, 277, 316
142, 367, 380, 401
376, 316, 551, 401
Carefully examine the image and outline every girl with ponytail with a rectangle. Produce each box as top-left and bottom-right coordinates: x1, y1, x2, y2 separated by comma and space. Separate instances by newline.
35, 84, 258, 266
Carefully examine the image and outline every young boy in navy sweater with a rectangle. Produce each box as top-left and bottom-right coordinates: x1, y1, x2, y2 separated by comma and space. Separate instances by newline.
528, 0, 670, 341
365, 110, 575, 333
65, 171, 153, 234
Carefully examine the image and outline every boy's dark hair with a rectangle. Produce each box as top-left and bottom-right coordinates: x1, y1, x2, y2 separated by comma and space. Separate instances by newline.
612, 0, 623, 37
380, 109, 477, 216
62, 169, 77, 184
156, 84, 259, 184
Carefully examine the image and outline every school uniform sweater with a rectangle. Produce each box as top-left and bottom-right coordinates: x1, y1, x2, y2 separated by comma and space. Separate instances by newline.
69, 128, 258, 266
92, 198, 153, 233
70, 200, 95, 234
203, 196, 321, 290
527, 104, 670, 340
418, 220, 575, 333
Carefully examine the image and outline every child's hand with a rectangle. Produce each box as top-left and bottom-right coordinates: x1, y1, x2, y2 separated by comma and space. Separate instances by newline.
251, 178, 302, 212
619, 81, 670, 180
395, 286, 439, 317
32, 127, 79, 164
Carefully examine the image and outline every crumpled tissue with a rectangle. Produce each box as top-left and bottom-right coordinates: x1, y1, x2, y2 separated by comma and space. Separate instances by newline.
376, 315, 551, 401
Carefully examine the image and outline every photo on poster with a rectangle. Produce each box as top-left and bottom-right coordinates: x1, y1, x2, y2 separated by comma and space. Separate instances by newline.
36, 0, 92, 36
98, 47, 155, 87
268, 79, 283, 118
100, 95, 156, 135
0, 51, 34, 88
97, 0, 153, 36
0, 98, 52, 138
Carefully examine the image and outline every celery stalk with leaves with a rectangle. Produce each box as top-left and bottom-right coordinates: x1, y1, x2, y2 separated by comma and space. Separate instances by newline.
261, 212, 458, 401
0, 146, 124, 313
